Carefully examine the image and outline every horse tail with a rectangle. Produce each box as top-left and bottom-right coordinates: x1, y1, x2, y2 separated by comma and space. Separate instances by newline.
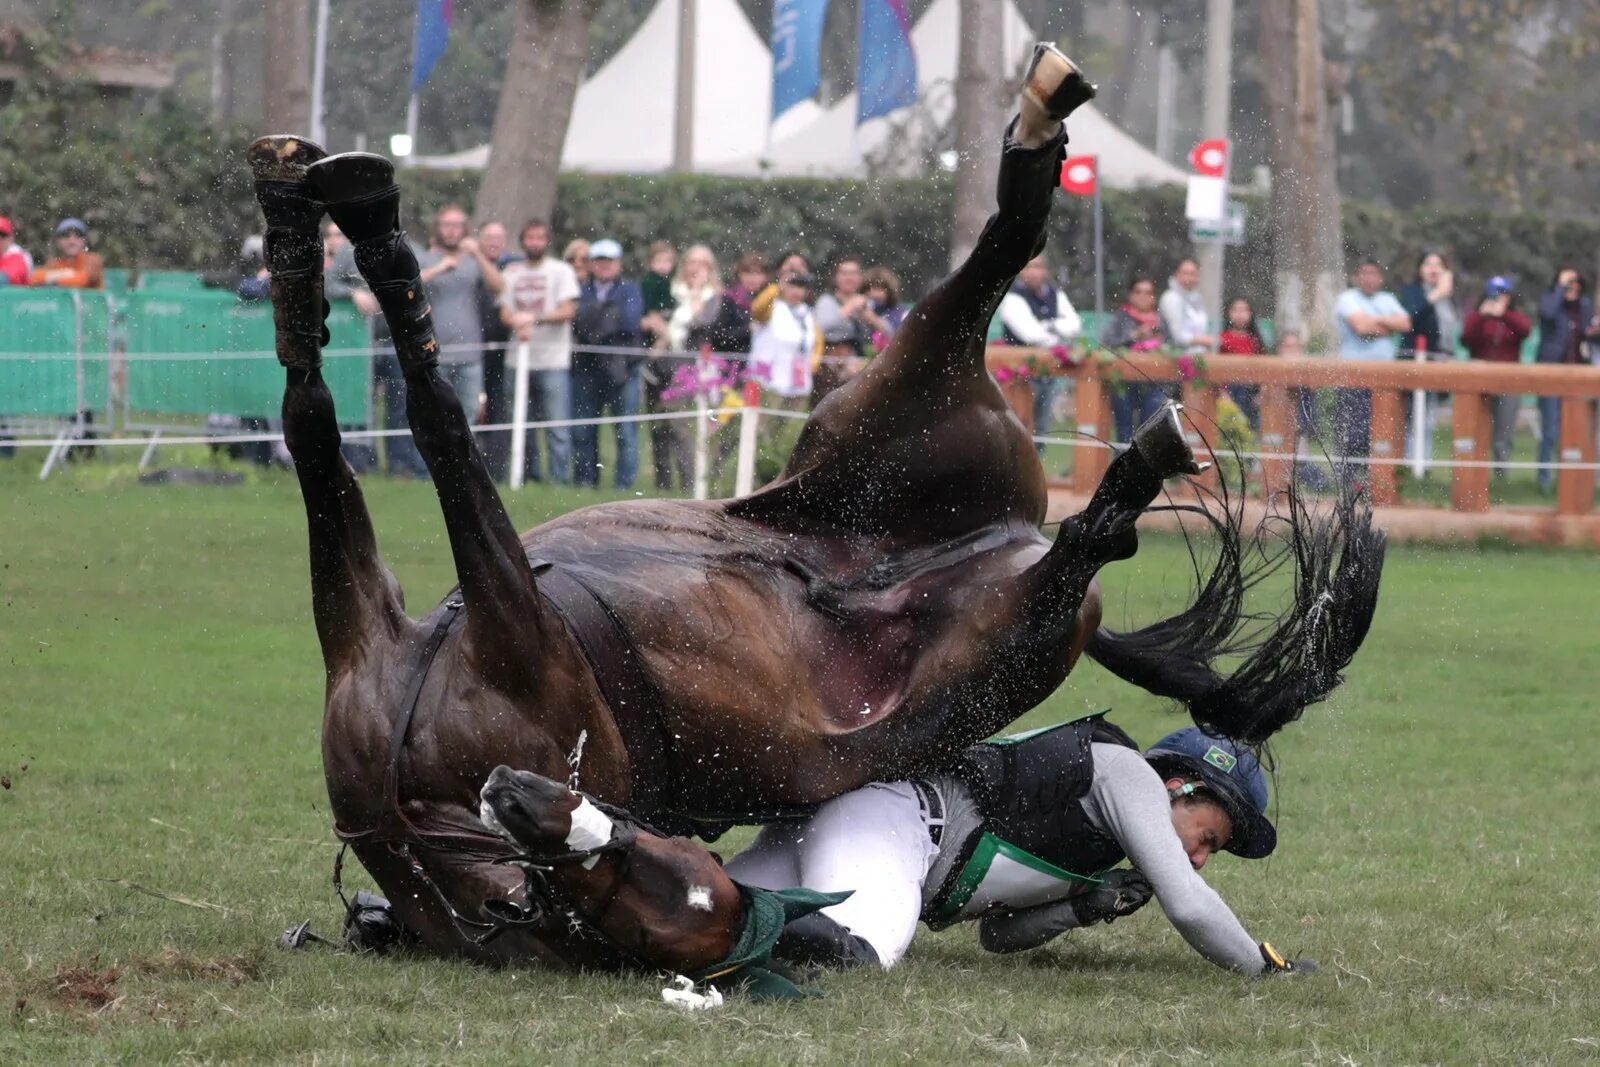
1085, 484, 1386, 747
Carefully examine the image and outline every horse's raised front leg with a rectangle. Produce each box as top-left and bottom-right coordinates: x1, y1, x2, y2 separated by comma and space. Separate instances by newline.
248, 136, 406, 671
478, 766, 745, 974
304, 153, 553, 671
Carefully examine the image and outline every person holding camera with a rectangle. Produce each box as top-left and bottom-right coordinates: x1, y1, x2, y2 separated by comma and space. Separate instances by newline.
1461, 277, 1532, 479
1535, 268, 1600, 492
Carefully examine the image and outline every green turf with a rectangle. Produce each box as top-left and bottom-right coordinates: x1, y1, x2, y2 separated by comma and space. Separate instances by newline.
2, 454, 1597, 1065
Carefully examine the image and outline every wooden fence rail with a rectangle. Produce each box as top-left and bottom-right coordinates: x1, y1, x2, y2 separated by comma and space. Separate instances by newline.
986, 349, 1600, 522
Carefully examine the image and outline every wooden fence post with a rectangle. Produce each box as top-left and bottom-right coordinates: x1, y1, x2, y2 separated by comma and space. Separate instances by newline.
1258, 384, 1293, 500
1072, 369, 1110, 494
1369, 388, 1405, 506
1450, 391, 1491, 512
1556, 396, 1597, 516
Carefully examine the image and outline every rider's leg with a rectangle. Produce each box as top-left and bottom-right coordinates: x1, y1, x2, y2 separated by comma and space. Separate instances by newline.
249, 136, 404, 670
305, 152, 544, 655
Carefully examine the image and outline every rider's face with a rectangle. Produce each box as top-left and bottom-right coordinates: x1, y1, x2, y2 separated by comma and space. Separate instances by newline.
1167, 784, 1233, 871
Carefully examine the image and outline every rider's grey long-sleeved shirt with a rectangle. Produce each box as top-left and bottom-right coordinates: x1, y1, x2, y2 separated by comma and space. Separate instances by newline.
947, 742, 1267, 974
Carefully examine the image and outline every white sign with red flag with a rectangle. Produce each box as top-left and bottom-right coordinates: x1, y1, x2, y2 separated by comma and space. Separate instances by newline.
1059, 154, 1097, 196
1184, 138, 1230, 222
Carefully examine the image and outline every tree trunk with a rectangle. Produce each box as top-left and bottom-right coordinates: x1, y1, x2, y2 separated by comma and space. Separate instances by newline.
212, 0, 242, 126
1259, 0, 1344, 347
262, 0, 311, 134
951, 0, 1008, 267
475, 0, 593, 229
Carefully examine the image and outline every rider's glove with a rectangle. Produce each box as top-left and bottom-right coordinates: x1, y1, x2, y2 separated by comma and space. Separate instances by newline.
1069, 868, 1155, 926
1259, 941, 1318, 975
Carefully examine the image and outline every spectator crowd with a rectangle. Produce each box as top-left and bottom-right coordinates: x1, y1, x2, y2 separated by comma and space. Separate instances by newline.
5, 203, 1599, 495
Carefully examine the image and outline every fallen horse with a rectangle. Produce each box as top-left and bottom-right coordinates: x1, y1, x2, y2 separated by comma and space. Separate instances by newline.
250, 47, 1383, 976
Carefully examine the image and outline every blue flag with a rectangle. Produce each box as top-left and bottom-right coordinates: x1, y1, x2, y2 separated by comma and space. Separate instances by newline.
771, 0, 829, 120
411, 0, 454, 95
857, 0, 917, 124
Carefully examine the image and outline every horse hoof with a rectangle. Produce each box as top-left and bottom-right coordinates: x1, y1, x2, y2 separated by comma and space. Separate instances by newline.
1132, 403, 1207, 479
1020, 44, 1096, 131
305, 152, 399, 241
247, 135, 327, 183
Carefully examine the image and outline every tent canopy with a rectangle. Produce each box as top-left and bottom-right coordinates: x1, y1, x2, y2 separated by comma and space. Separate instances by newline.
415, 0, 1184, 189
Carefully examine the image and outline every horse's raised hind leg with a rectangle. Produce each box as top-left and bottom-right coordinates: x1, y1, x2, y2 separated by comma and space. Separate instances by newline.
735, 46, 1097, 535
478, 766, 747, 975
304, 153, 547, 664
249, 136, 405, 669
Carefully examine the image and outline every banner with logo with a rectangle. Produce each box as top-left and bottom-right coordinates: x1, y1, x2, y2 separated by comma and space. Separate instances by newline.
771, 0, 830, 120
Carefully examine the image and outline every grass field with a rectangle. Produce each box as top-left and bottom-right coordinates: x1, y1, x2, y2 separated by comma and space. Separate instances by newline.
3, 452, 1598, 1065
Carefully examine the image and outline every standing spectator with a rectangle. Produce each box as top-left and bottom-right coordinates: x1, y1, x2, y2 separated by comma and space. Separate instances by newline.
1399, 251, 1458, 358
1000, 255, 1081, 447
417, 204, 505, 419
322, 222, 350, 289
639, 241, 678, 350
500, 219, 580, 486
863, 266, 908, 350
0, 216, 30, 285
1461, 276, 1533, 479
1535, 267, 1600, 492
571, 238, 645, 489
1101, 275, 1170, 442
563, 239, 591, 285
752, 252, 809, 328
1333, 259, 1411, 471
750, 270, 821, 405
1217, 297, 1266, 428
30, 218, 104, 289
709, 252, 769, 354
667, 245, 724, 352
1158, 257, 1215, 354
234, 235, 272, 301
474, 220, 520, 481
814, 257, 890, 398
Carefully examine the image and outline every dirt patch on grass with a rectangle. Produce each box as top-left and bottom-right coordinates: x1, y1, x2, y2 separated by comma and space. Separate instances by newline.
53, 965, 121, 1011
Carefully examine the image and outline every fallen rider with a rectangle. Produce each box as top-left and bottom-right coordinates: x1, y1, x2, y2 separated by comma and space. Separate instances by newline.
724, 718, 1317, 977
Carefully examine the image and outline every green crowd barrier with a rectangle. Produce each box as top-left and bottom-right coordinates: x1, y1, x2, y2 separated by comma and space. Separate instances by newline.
135, 270, 208, 292
121, 290, 371, 421
0, 288, 112, 416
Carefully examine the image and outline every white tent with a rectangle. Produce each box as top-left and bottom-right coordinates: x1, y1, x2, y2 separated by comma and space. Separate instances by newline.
415, 0, 1184, 188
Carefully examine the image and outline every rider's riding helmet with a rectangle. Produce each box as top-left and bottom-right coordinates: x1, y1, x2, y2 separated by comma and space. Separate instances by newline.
1145, 727, 1275, 859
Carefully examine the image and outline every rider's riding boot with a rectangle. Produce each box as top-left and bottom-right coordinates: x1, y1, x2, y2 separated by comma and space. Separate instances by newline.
772, 911, 883, 970
304, 152, 439, 378
247, 135, 329, 370
1074, 403, 1208, 561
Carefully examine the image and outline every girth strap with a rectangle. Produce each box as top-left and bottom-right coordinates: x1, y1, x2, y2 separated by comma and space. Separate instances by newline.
534, 563, 675, 821
383, 596, 466, 817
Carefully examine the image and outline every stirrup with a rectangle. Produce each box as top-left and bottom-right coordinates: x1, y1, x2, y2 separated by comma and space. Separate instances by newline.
1131, 403, 1208, 478
1021, 44, 1097, 123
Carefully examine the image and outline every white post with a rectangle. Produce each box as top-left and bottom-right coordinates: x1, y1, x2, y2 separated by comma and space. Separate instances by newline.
405, 93, 419, 154
1410, 337, 1428, 477
692, 348, 711, 500
310, 0, 330, 146
734, 383, 761, 497
509, 341, 530, 489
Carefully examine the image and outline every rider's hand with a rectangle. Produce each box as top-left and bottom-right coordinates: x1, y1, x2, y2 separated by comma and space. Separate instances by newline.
1259, 942, 1317, 975
1070, 868, 1154, 925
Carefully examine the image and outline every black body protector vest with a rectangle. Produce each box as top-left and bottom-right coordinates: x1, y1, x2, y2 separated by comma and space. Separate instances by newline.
926, 714, 1137, 926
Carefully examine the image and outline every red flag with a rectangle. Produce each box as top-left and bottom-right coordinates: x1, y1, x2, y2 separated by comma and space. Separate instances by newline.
1189, 138, 1229, 177
1059, 154, 1097, 196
